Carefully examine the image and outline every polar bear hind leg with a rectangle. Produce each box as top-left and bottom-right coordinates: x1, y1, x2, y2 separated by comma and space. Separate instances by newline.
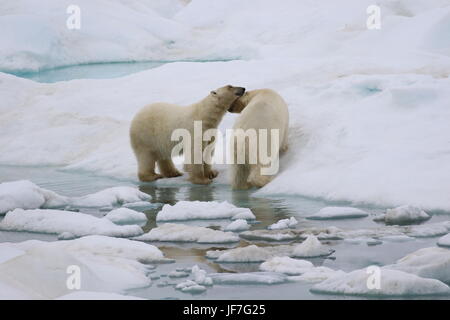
157, 159, 183, 178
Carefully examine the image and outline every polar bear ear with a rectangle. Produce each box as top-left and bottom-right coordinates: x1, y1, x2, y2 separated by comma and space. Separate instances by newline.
210, 90, 217, 95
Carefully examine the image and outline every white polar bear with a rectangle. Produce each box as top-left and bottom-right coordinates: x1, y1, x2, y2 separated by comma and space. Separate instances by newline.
228, 89, 289, 189
130, 85, 245, 185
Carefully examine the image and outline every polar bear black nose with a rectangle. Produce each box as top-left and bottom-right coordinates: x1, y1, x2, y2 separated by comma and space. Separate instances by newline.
236, 87, 245, 96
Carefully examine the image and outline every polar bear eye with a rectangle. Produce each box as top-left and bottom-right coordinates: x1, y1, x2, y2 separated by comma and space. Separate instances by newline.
211, 91, 217, 95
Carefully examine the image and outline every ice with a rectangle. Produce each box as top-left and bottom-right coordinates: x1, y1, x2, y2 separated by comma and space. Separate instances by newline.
259, 257, 344, 282
103, 208, 147, 225
0, 208, 143, 238
156, 201, 255, 221
133, 223, 239, 244
209, 272, 288, 285
385, 247, 450, 284
56, 291, 144, 300
375, 205, 431, 225
175, 280, 207, 294
191, 265, 213, 286
224, 219, 250, 232
438, 234, 450, 247
292, 235, 334, 258
0, 235, 167, 299
306, 207, 368, 220
0, 247, 25, 264
0, 180, 68, 214
1, 2, 450, 210
268, 217, 298, 230
168, 270, 190, 278
70, 187, 151, 208
311, 268, 450, 297
259, 256, 314, 275
207, 244, 302, 263
0, 180, 151, 214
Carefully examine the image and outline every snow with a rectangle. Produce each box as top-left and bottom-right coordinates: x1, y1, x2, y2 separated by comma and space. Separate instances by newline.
292, 235, 334, 258
70, 187, 151, 208
103, 208, 147, 225
224, 219, 250, 232
175, 280, 207, 294
375, 205, 431, 225
0, 208, 143, 238
56, 291, 145, 300
209, 272, 288, 285
268, 217, 298, 230
1, 2, 450, 210
133, 223, 239, 244
438, 234, 450, 247
0, 235, 167, 299
215, 245, 274, 263
0, 180, 151, 214
191, 265, 213, 286
385, 247, 450, 284
259, 256, 314, 275
0, 180, 68, 214
311, 268, 450, 297
307, 207, 369, 220
156, 201, 255, 221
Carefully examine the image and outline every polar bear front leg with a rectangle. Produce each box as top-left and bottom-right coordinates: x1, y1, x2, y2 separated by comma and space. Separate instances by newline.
158, 159, 183, 178
204, 163, 219, 179
136, 151, 163, 182
189, 164, 212, 185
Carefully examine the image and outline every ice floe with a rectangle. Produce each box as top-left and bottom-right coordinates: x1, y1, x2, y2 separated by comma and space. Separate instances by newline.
292, 235, 334, 258
438, 234, 450, 248
0, 235, 168, 299
268, 217, 298, 230
191, 265, 213, 286
209, 272, 288, 285
306, 207, 368, 220
374, 205, 430, 225
311, 268, 450, 297
103, 208, 147, 225
385, 247, 450, 284
0, 180, 151, 214
133, 223, 239, 244
0, 208, 143, 238
175, 280, 207, 294
156, 201, 255, 221
224, 219, 250, 232
259, 256, 313, 275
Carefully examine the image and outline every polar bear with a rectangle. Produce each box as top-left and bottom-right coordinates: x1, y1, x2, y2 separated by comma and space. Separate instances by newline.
130, 85, 245, 184
228, 89, 289, 189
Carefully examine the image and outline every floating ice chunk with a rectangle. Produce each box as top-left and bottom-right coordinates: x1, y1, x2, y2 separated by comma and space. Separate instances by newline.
240, 230, 298, 242
122, 201, 160, 210
289, 267, 345, 283
292, 235, 334, 258
0, 209, 143, 238
385, 247, 450, 284
70, 187, 151, 208
259, 256, 314, 275
224, 219, 250, 232
134, 223, 239, 243
438, 234, 450, 247
209, 272, 287, 285
103, 208, 147, 225
175, 280, 207, 294
307, 207, 368, 220
0, 235, 167, 299
377, 205, 430, 225
405, 222, 450, 238
216, 245, 274, 263
0, 180, 151, 214
311, 268, 450, 297
378, 235, 414, 242
268, 217, 298, 230
156, 201, 255, 221
56, 291, 145, 300
0, 180, 68, 214
192, 265, 213, 286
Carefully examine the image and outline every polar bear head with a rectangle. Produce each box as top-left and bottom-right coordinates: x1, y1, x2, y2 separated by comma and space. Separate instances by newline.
210, 85, 245, 108
228, 90, 251, 113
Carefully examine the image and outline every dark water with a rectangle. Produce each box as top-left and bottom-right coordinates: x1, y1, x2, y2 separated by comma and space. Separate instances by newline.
0, 165, 448, 300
